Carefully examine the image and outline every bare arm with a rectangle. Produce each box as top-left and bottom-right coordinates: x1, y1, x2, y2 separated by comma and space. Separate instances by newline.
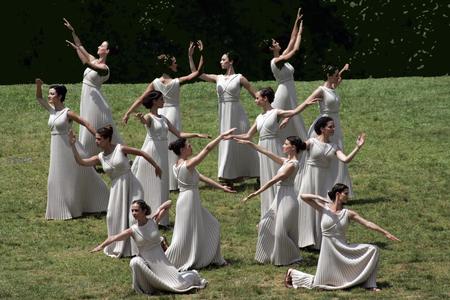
240, 75, 256, 99
66, 40, 108, 75
274, 20, 303, 65
67, 111, 96, 136
335, 63, 350, 88
122, 82, 155, 124
121, 145, 162, 178
188, 40, 217, 82
179, 49, 204, 84
277, 90, 321, 118
348, 210, 400, 241
335, 133, 365, 163
283, 8, 303, 54
35, 79, 53, 112
242, 163, 295, 202
68, 130, 100, 166
63, 18, 95, 62
299, 193, 329, 211
185, 128, 236, 170
165, 118, 210, 139
234, 138, 284, 165
225, 122, 257, 140
199, 173, 236, 193
91, 228, 133, 252
151, 200, 172, 223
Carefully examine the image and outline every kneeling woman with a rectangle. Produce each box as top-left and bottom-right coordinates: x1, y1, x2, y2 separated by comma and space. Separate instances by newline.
285, 183, 400, 291
92, 200, 207, 295
166, 129, 236, 270
239, 136, 305, 266
69, 126, 161, 258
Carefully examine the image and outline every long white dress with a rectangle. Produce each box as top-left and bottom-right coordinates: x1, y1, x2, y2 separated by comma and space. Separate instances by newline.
291, 208, 379, 290
255, 159, 301, 266
153, 78, 181, 190
270, 59, 307, 141
79, 66, 122, 156
131, 114, 169, 226
166, 162, 226, 271
297, 138, 338, 249
129, 220, 207, 295
256, 109, 282, 218
46, 108, 109, 220
99, 144, 143, 258
216, 74, 259, 181
308, 86, 353, 196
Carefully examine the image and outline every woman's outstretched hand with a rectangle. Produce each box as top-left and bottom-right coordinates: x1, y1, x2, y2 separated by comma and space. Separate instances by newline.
90, 245, 103, 253
385, 232, 401, 242
222, 185, 236, 193
63, 18, 74, 32
356, 133, 366, 148
241, 192, 256, 203
68, 130, 77, 146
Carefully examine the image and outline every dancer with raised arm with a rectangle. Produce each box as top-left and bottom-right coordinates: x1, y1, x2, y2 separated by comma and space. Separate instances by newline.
239, 136, 306, 266
285, 183, 400, 291
91, 199, 208, 295
63, 18, 122, 156
123, 43, 204, 190
165, 129, 236, 270
189, 41, 259, 187
226, 87, 318, 218
304, 63, 353, 195
131, 90, 210, 227
297, 116, 366, 249
261, 8, 307, 141
69, 126, 161, 258
35, 79, 109, 220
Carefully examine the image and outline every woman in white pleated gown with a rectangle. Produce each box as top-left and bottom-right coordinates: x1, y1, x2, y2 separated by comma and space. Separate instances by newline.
285, 183, 400, 291
188, 42, 259, 186
123, 43, 204, 191
227, 87, 317, 218
91, 200, 207, 295
304, 63, 353, 196
165, 129, 237, 270
69, 125, 162, 258
64, 18, 122, 156
297, 117, 366, 249
262, 8, 307, 141
239, 137, 306, 266
35, 79, 109, 220
130, 91, 209, 227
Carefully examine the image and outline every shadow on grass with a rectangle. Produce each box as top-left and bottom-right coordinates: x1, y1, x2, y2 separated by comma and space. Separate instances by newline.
80, 212, 106, 219
347, 197, 391, 205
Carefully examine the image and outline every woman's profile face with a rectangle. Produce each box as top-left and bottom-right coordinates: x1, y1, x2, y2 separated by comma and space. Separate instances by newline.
321, 121, 335, 136
282, 139, 294, 154
97, 41, 109, 56
220, 54, 232, 69
271, 39, 281, 51
131, 203, 144, 219
169, 57, 178, 72
95, 133, 109, 148
254, 91, 266, 106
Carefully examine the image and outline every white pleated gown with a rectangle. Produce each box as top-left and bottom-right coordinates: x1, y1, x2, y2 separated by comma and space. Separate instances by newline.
291, 208, 379, 290
255, 159, 301, 266
46, 108, 109, 220
129, 220, 207, 295
99, 144, 143, 258
270, 59, 307, 141
166, 162, 226, 271
297, 138, 338, 249
79, 66, 122, 156
131, 114, 169, 226
308, 86, 353, 196
153, 78, 181, 190
256, 109, 282, 218
216, 74, 259, 181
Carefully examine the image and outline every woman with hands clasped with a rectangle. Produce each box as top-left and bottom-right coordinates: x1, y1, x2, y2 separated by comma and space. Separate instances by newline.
91, 199, 208, 295
165, 129, 237, 271
188, 41, 259, 187
64, 18, 123, 156
226, 87, 318, 219
69, 125, 161, 258
239, 136, 305, 266
123, 43, 204, 190
297, 116, 366, 250
131, 90, 210, 227
285, 183, 400, 291
35, 79, 109, 220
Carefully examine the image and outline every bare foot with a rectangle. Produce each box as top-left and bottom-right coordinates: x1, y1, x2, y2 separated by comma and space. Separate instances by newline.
284, 268, 293, 288
367, 287, 381, 292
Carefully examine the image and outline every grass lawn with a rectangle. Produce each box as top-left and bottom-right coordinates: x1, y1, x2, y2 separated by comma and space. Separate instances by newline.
0, 76, 449, 299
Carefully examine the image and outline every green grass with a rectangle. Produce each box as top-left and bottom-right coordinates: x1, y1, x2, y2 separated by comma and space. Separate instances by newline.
1, 76, 449, 299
